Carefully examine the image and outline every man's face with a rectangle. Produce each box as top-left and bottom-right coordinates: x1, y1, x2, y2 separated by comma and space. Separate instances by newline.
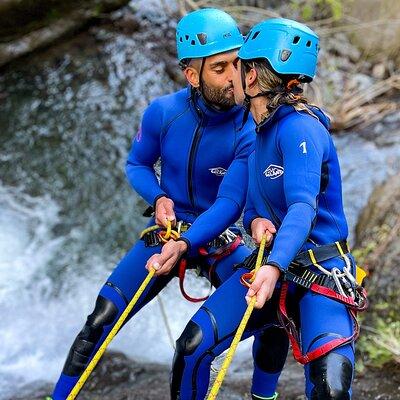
197, 50, 238, 110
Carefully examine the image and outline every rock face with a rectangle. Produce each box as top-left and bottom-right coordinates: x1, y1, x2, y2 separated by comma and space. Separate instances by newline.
0, 0, 131, 67
355, 173, 400, 306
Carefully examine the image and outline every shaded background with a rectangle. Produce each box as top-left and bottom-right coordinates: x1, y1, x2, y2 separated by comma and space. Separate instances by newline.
0, 0, 399, 398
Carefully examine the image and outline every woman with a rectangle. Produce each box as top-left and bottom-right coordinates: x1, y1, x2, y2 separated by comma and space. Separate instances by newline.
236, 18, 368, 399
174, 18, 366, 399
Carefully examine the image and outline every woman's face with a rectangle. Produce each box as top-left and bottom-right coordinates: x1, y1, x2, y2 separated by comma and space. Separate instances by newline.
231, 58, 246, 106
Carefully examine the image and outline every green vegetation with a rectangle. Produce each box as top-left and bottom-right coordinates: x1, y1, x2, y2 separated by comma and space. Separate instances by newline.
291, 0, 343, 21
359, 316, 400, 368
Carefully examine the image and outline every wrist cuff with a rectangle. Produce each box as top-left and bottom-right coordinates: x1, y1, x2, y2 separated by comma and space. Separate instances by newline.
176, 237, 191, 255
267, 260, 285, 273
246, 215, 260, 235
153, 193, 168, 209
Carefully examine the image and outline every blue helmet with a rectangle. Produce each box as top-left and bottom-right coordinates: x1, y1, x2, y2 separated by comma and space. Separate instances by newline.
239, 18, 319, 81
176, 8, 243, 62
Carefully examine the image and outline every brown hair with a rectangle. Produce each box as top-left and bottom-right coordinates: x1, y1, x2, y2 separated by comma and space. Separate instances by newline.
242, 59, 316, 118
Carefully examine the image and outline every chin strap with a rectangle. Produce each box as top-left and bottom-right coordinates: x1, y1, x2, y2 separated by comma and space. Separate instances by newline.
240, 91, 274, 129
239, 62, 304, 129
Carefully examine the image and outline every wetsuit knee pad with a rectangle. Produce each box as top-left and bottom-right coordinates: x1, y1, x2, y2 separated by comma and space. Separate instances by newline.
310, 353, 352, 400
171, 320, 203, 399
62, 293, 120, 376
254, 327, 289, 373
176, 320, 204, 356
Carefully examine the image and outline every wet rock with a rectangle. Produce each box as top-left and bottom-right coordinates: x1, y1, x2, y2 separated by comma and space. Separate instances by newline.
349, 73, 375, 92
372, 63, 387, 80
325, 33, 361, 64
113, 13, 141, 34
0, 0, 131, 68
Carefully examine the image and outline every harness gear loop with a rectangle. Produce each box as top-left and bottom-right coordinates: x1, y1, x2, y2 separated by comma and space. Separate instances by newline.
178, 259, 212, 303
179, 230, 243, 303
141, 222, 242, 303
207, 235, 268, 400
66, 268, 156, 400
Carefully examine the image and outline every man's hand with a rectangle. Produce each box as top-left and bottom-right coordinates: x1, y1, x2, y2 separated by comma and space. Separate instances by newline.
145, 239, 187, 276
251, 217, 276, 246
245, 265, 281, 309
155, 196, 176, 228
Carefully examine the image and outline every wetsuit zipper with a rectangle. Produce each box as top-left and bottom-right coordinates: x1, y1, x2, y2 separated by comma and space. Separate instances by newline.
188, 121, 203, 212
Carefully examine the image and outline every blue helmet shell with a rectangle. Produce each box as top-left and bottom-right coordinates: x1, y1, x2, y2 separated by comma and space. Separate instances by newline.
176, 8, 244, 61
239, 18, 319, 81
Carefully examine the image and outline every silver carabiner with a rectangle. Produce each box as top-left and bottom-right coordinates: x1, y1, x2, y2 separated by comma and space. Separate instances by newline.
332, 267, 347, 296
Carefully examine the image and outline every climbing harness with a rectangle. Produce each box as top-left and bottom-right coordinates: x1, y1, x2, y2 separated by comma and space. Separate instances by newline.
140, 222, 242, 303
278, 240, 367, 364
207, 236, 268, 400
240, 240, 368, 365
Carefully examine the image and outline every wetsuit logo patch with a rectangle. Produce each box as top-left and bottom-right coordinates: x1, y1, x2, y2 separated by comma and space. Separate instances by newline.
264, 164, 284, 179
209, 167, 227, 176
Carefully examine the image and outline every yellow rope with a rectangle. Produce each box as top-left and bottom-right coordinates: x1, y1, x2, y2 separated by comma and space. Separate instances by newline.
207, 235, 267, 400
66, 220, 179, 399
66, 268, 156, 399
166, 219, 172, 238
139, 224, 160, 239
140, 220, 179, 242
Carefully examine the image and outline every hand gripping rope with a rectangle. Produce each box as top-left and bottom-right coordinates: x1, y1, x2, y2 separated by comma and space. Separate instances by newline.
206, 235, 267, 400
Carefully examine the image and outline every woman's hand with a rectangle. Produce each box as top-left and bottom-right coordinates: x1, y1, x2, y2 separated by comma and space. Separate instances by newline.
145, 239, 187, 276
155, 196, 176, 228
251, 217, 276, 246
246, 265, 281, 309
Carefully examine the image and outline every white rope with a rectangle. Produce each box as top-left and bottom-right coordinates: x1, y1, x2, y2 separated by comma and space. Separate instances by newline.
157, 294, 176, 349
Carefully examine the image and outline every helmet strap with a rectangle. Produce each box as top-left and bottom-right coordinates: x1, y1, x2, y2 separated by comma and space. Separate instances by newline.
240, 62, 275, 129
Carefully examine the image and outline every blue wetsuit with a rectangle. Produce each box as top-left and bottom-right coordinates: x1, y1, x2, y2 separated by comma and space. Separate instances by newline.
51, 87, 288, 400
178, 105, 355, 399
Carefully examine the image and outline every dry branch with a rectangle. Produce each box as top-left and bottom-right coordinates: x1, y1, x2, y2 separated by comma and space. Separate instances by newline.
330, 75, 400, 130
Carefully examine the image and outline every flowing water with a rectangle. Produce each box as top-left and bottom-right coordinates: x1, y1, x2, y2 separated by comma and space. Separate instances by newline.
0, 1, 399, 398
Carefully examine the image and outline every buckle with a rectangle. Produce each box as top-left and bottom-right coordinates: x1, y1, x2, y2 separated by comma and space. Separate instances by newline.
142, 231, 161, 247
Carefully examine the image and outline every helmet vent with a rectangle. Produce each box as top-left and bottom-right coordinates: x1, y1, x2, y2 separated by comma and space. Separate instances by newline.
280, 49, 292, 62
244, 31, 252, 43
306, 40, 312, 47
197, 33, 207, 45
179, 37, 183, 42
293, 36, 300, 44
185, 35, 189, 40
252, 31, 260, 40
191, 40, 196, 45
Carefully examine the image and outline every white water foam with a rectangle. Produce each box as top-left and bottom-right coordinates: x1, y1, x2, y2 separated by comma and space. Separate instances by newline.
0, 184, 203, 398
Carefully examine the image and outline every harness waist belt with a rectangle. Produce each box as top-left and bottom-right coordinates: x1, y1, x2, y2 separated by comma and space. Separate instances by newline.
291, 240, 349, 268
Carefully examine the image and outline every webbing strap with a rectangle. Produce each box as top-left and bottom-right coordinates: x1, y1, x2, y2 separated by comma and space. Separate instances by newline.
198, 235, 242, 260
278, 282, 360, 365
335, 240, 346, 257
178, 259, 211, 303
308, 249, 318, 265
179, 235, 242, 303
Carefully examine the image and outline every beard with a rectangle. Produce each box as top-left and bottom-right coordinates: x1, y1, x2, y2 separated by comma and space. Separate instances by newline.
201, 81, 235, 110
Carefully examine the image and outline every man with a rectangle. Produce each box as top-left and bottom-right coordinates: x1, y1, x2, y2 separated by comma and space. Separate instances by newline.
49, 9, 287, 400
